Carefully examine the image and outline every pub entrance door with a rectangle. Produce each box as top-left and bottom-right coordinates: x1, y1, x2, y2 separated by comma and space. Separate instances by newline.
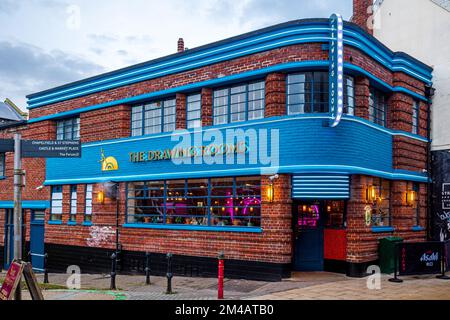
293, 201, 325, 271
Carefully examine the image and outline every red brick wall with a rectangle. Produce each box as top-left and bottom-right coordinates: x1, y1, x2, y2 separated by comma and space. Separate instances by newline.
346, 175, 427, 264
265, 73, 286, 117
352, 0, 374, 35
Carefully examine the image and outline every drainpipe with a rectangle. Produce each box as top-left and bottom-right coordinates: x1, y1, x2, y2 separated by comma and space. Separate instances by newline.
425, 85, 435, 241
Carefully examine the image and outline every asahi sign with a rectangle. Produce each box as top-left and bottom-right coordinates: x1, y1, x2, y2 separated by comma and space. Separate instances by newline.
399, 242, 443, 276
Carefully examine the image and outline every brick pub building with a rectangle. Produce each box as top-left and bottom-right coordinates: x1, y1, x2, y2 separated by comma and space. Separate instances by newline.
0, 1, 434, 280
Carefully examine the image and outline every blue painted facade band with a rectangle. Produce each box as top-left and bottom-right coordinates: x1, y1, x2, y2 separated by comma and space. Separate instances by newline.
44, 116, 428, 186
26, 20, 432, 109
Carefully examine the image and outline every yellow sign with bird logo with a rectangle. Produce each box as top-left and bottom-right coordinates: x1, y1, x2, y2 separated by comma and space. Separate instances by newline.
100, 149, 119, 172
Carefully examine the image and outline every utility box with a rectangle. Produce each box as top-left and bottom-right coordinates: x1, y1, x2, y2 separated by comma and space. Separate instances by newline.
379, 237, 403, 274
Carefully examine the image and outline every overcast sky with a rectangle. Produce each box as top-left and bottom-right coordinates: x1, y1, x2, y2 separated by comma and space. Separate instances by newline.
0, 0, 352, 110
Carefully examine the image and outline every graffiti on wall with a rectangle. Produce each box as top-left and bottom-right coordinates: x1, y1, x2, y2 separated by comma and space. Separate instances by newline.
432, 151, 450, 241
86, 226, 116, 247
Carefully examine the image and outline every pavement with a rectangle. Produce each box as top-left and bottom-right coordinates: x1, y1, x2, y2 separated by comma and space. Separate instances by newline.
2, 271, 450, 300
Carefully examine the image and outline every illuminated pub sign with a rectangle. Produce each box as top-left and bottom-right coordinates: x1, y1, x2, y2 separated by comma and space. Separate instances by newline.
129, 141, 249, 163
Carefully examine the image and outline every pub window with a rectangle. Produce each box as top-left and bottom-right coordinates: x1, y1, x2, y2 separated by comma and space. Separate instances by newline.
50, 185, 63, 221
69, 185, 77, 222
0, 153, 5, 178
186, 94, 202, 129
372, 178, 391, 227
213, 81, 265, 125
369, 88, 388, 127
126, 177, 262, 228
84, 184, 93, 222
131, 98, 176, 136
287, 72, 354, 115
56, 117, 80, 140
324, 201, 347, 229
412, 100, 420, 135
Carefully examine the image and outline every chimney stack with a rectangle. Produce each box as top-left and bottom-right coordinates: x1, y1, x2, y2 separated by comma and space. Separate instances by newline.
177, 38, 185, 53
352, 0, 374, 35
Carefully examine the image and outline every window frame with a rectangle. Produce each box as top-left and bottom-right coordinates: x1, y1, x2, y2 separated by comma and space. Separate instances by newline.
413, 183, 421, 227
69, 185, 77, 222
50, 185, 63, 221
131, 98, 177, 137
412, 100, 420, 135
186, 93, 202, 129
371, 178, 392, 228
286, 72, 355, 116
213, 81, 265, 126
126, 177, 262, 228
56, 117, 80, 141
369, 88, 388, 127
0, 153, 5, 178
84, 184, 93, 223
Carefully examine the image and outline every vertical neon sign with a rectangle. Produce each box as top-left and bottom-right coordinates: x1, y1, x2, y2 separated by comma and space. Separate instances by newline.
329, 13, 344, 128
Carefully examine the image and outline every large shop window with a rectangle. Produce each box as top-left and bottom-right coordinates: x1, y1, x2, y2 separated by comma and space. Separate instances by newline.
213, 81, 265, 125
84, 184, 93, 222
69, 185, 77, 222
287, 72, 354, 116
50, 186, 63, 221
56, 117, 80, 140
131, 98, 176, 136
369, 88, 388, 127
372, 178, 391, 227
126, 177, 262, 228
412, 100, 420, 135
187, 94, 202, 129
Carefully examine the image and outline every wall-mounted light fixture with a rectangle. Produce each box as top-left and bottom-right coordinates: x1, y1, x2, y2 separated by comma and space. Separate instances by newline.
267, 184, 274, 203
97, 190, 105, 204
406, 190, 417, 207
366, 185, 377, 204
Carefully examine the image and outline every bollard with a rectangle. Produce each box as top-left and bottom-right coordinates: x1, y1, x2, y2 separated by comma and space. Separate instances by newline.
166, 253, 173, 294
110, 252, 117, 290
436, 242, 450, 280
145, 252, 151, 285
44, 253, 49, 284
218, 251, 225, 300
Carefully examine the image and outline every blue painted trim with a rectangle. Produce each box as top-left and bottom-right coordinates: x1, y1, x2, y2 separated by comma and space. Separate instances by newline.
26, 61, 428, 125
48, 220, 63, 225
372, 226, 395, 233
123, 223, 263, 233
67, 221, 77, 226
412, 226, 425, 232
0, 200, 51, 209
82, 221, 93, 227
26, 21, 432, 109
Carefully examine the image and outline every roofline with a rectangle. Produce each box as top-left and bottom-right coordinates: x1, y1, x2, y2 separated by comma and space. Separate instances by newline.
0, 120, 27, 130
26, 18, 433, 100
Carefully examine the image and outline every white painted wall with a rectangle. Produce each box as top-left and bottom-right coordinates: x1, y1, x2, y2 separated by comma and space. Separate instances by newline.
373, 0, 450, 150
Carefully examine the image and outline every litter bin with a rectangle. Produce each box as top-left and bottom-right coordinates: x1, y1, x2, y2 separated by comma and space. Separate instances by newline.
379, 237, 403, 274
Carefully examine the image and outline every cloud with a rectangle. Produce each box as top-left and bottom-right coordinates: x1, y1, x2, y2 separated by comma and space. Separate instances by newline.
0, 0, 19, 14
240, 0, 353, 27
0, 41, 104, 109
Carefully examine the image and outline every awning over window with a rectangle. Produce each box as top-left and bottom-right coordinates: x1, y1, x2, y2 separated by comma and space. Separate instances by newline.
292, 174, 350, 200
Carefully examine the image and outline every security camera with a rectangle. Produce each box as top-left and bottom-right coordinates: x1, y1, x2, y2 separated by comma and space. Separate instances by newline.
269, 174, 279, 182
35, 185, 44, 191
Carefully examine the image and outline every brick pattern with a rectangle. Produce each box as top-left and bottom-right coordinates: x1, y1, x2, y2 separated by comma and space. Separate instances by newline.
346, 175, 427, 264
175, 94, 187, 130
201, 88, 213, 127
393, 136, 427, 172
352, 0, 374, 35
265, 73, 286, 117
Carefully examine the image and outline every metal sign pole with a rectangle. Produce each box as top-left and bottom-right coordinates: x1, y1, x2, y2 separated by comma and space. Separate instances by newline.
13, 133, 23, 300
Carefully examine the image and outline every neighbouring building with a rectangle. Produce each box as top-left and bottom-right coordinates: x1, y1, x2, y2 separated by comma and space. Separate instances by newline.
0, 99, 27, 126
371, 0, 450, 241
0, 4, 434, 280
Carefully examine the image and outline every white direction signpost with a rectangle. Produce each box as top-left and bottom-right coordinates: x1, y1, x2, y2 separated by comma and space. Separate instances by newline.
2, 134, 81, 300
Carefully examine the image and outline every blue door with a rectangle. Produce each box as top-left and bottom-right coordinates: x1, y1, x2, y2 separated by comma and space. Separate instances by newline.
293, 201, 324, 271
29, 210, 45, 273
